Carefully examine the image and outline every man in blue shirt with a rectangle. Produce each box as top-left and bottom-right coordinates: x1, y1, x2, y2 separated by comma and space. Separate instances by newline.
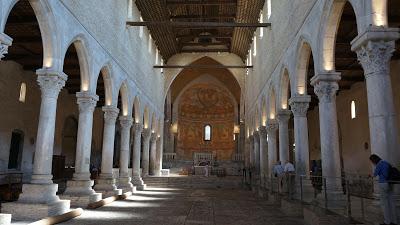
370, 154, 397, 225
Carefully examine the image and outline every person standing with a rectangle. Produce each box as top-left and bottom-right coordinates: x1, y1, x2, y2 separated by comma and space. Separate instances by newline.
273, 161, 284, 192
284, 161, 295, 193
369, 154, 398, 225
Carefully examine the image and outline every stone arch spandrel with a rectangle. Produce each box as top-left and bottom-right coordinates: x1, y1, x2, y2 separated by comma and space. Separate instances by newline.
2, 0, 61, 70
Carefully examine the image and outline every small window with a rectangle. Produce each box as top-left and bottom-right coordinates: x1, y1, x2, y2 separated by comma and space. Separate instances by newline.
139, 16, 144, 38
19, 82, 26, 103
259, 12, 264, 38
267, 0, 272, 20
351, 101, 356, 119
253, 36, 257, 56
204, 125, 211, 141
127, 0, 133, 19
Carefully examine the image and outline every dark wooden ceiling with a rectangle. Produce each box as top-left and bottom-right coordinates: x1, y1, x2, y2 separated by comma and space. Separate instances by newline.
135, 0, 265, 61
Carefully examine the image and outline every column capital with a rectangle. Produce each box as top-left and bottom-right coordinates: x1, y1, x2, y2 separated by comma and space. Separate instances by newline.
351, 26, 399, 52
311, 73, 340, 104
266, 119, 278, 134
0, 33, 12, 60
289, 95, 311, 117
102, 105, 119, 124
259, 126, 267, 137
120, 116, 133, 129
76, 91, 98, 113
142, 128, 152, 140
150, 133, 158, 143
253, 130, 260, 141
36, 69, 68, 99
277, 109, 291, 123
132, 122, 143, 134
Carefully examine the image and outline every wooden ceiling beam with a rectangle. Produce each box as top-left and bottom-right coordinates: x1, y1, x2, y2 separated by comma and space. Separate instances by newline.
180, 49, 230, 53
154, 64, 252, 69
171, 15, 236, 20
165, 0, 237, 6
127, 21, 271, 28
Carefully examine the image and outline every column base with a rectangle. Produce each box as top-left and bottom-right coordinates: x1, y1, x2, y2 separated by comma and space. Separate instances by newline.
0, 214, 12, 225
94, 177, 122, 198
132, 175, 146, 191
61, 180, 102, 207
2, 183, 70, 221
118, 177, 136, 193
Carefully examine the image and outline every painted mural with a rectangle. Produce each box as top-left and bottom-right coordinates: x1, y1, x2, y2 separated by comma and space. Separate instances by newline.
177, 83, 235, 160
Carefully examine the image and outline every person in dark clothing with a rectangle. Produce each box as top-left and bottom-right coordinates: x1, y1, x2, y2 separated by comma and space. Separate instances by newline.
370, 154, 397, 225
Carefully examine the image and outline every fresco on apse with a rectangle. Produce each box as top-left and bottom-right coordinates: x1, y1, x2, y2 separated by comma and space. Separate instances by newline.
177, 83, 235, 161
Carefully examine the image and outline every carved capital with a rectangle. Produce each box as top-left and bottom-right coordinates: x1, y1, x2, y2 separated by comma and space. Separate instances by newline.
277, 109, 291, 124
36, 69, 68, 99
142, 128, 151, 141
253, 131, 260, 141
102, 106, 119, 124
76, 92, 98, 113
311, 73, 340, 104
119, 116, 133, 129
266, 119, 278, 134
150, 133, 158, 143
258, 126, 267, 138
132, 123, 143, 135
0, 33, 12, 60
289, 95, 311, 117
355, 40, 394, 77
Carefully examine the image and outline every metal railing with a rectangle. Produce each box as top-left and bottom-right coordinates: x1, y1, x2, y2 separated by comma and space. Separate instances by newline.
262, 173, 400, 224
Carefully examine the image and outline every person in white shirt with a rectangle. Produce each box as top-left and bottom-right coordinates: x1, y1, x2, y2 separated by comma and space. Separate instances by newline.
272, 161, 284, 192
284, 161, 295, 194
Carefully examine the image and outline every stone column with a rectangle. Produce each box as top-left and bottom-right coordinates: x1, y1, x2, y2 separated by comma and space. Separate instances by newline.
131, 123, 146, 190
248, 135, 254, 167
253, 131, 260, 175
289, 95, 311, 177
149, 133, 158, 175
351, 28, 400, 164
266, 120, 278, 177
118, 116, 135, 193
277, 110, 291, 164
141, 128, 152, 176
155, 134, 163, 176
94, 106, 122, 197
0, 33, 12, 60
311, 73, 342, 191
3, 69, 70, 220
63, 92, 102, 206
258, 126, 268, 187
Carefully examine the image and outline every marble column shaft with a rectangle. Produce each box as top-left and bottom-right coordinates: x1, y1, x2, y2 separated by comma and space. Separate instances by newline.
277, 110, 291, 164
253, 131, 260, 174
289, 95, 311, 177
73, 92, 98, 181
311, 73, 342, 190
31, 69, 67, 184
266, 120, 278, 177
141, 128, 152, 176
258, 126, 268, 184
149, 133, 158, 175
100, 106, 119, 178
155, 134, 163, 176
352, 28, 400, 164
131, 123, 143, 178
248, 135, 254, 167
119, 116, 133, 178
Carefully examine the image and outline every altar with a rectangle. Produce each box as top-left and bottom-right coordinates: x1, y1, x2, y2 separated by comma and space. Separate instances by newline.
194, 166, 212, 176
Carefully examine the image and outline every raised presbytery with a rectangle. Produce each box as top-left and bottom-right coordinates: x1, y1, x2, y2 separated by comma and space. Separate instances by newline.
0, 0, 399, 225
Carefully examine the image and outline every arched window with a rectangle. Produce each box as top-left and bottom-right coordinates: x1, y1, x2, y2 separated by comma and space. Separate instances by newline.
204, 125, 211, 141
351, 101, 356, 119
19, 82, 26, 103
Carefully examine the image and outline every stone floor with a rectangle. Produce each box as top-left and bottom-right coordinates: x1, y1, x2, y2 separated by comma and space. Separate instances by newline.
59, 185, 303, 225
